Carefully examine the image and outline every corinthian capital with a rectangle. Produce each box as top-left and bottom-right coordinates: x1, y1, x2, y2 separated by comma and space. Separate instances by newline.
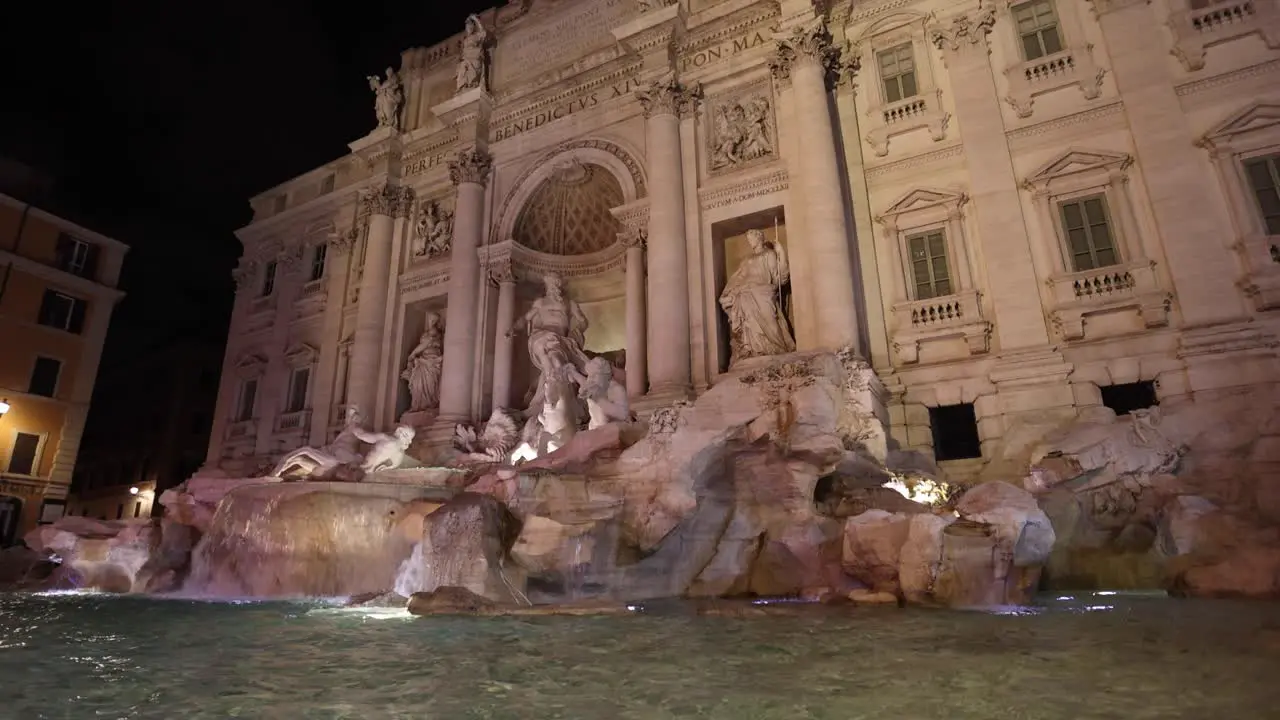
770, 17, 842, 85
618, 225, 648, 249
361, 183, 415, 217
635, 75, 702, 119
449, 147, 493, 186
930, 8, 997, 54
327, 227, 359, 256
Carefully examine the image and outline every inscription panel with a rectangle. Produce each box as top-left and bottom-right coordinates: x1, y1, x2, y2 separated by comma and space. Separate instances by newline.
493, 0, 633, 86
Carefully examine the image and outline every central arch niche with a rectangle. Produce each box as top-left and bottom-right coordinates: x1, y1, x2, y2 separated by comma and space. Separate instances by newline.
512, 162, 624, 256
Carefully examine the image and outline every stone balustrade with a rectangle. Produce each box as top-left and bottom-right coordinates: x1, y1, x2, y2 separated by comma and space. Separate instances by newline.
1046, 259, 1170, 340
1003, 45, 1104, 119
1169, 0, 1279, 71
890, 289, 991, 365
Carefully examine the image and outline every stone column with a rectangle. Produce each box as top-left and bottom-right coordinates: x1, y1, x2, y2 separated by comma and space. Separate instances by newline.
930, 9, 1050, 349
1091, 0, 1247, 324
489, 260, 517, 411
771, 18, 861, 352
346, 184, 413, 426
636, 76, 698, 397
436, 147, 492, 423
622, 228, 648, 398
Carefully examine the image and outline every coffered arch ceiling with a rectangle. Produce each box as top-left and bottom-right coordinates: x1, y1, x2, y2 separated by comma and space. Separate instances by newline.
513, 162, 624, 256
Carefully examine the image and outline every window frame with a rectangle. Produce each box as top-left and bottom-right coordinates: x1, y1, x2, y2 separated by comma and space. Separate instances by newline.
36, 289, 87, 334
285, 366, 311, 415
309, 243, 327, 282
1011, 0, 1064, 62
6, 431, 47, 476
235, 378, 259, 423
904, 228, 954, 301
1242, 152, 1280, 236
28, 355, 63, 398
876, 42, 918, 106
260, 260, 278, 297
1056, 193, 1122, 273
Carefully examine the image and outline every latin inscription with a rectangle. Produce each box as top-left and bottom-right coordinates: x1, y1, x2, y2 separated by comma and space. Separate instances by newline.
680, 31, 769, 72
405, 152, 451, 177
492, 78, 642, 143
494, 0, 632, 84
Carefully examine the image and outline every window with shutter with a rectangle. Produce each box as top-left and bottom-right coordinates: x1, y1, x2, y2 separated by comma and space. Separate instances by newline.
286, 368, 310, 413
1058, 195, 1119, 272
1243, 154, 1280, 236
906, 230, 952, 300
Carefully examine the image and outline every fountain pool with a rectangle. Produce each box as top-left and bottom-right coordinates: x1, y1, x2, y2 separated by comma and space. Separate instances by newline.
2, 592, 1277, 718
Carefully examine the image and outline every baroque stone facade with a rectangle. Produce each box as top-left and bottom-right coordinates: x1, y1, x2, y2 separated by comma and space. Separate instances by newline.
207, 0, 1280, 486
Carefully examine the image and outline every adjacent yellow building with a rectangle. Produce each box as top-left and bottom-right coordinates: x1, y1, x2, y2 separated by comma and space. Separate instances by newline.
0, 191, 127, 544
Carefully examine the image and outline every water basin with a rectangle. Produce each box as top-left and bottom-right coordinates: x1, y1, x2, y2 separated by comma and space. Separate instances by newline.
1, 592, 1277, 718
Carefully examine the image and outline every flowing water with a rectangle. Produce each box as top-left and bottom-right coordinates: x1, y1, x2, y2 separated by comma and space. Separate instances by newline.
1, 591, 1278, 719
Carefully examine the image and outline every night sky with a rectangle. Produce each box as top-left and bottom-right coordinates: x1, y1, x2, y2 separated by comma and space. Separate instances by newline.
1, 0, 491, 362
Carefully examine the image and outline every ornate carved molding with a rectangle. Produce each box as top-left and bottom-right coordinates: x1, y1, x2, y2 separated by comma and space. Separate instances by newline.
769, 17, 842, 86
278, 244, 305, 274
618, 225, 648, 250
360, 183, 415, 218
327, 227, 359, 257
635, 74, 703, 119
478, 238, 630, 282
449, 147, 493, 186
489, 257, 517, 285
929, 8, 996, 55
1087, 0, 1151, 17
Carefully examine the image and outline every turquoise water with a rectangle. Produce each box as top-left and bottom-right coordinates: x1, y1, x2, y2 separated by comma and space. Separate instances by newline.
1, 592, 1278, 719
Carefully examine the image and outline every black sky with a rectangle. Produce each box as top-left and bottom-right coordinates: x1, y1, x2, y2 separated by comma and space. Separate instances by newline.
1, 0, 492, 361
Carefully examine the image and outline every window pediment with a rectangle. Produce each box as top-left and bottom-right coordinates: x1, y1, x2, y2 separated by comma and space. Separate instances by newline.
1024, 148, 1131, 193
877, 188, 967, 229
235, 351, 269, 376
1198, 103, 1280, 152
284, 343, 319, 368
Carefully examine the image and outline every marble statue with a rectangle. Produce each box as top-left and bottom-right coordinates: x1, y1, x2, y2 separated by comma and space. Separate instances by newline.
402, 311, 444, 412
367, 67, 403, 130
719, 229, 795, 364
266, 406, 366, 480
414, 201, 454, 259
710, 96, 774, 171
456, 15, 490, 93
352, 425, 416, 474
571, 357, 632, 430
454, 409, 521, 463
517, 364, 581, 461
507, 272, 591, 412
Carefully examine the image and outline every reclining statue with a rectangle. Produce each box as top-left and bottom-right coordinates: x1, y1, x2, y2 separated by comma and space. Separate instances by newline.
268, 406, 367, 480
353, 425, 417, 474
570, 356, 633, 430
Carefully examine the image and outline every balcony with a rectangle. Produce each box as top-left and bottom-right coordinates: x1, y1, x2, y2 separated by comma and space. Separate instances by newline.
1046, 260, 1171, 340
277, 409, 311, 434
864, 91, 950, 158
1004, 46, 1105, 119
1170, 0, 1280, 71
890, 289, 992, 365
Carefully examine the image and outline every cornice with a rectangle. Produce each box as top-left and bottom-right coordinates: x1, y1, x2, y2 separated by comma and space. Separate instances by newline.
0, 194, 129, 253
1005, 101, 1126, 145
237, 177, 381, 247
679, 2, 780, 55
1175, 58, 1280, 99
697, 164, 789, 211
489, 58, 644, 126
864, 143, 964, 182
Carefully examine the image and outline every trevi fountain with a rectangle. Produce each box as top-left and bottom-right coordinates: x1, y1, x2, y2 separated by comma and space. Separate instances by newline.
5, 0, 1280, 716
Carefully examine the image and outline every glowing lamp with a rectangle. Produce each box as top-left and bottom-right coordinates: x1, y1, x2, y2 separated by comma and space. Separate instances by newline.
0, 398, 8, 418
129, 486, 140, 495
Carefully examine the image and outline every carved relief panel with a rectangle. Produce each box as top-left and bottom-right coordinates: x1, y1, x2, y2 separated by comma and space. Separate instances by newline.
705, 81, 778, 176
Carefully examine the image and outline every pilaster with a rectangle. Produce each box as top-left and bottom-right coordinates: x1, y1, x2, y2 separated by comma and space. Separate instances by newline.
930, 7, 1050, 352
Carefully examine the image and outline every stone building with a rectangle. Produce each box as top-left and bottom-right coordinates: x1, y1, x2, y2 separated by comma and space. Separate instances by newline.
0, 186, 127, 542
205, 0, 1280, 479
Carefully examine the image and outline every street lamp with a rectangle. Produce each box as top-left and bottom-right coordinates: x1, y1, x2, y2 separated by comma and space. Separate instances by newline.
129, 486, 139, 495
0, 398, 9, 418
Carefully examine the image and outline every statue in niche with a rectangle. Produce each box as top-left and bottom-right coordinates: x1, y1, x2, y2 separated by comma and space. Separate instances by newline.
571, 357, 633, 430
506, 272, 591, 412
367, 67, 403, 130
710, 95, 775, 171
719, 229, 795, 364
414, 201, 454, 259
402, 311, 445, 412
352, 425, 417, 474
455, 15, 490, 93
